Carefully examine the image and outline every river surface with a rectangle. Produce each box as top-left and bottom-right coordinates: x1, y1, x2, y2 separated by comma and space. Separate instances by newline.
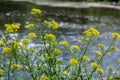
0, 1, 120, 78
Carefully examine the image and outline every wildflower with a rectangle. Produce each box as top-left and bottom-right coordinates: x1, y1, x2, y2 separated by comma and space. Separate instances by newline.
112, 32, 120, 39
96, 51, 103, 57
23, 38, 31, 44
31, 8, 41, 15
54, 48, 62, 55
26, 24, 34, 29
0, 41, 5, 46
44, 20, 58, 29
2, 47, 12, 54
4, 24, 20, 33
97, 68, 104, 74
26, 48, 30, 52
11, 64, 20, 71
45, 33, 56, 41
82, 55, 90, 61
40, 75, 50, 80
83, 27, 100, 37
63, 71, 70, 75
59, 41, 68, 46
69, 58, 78, 66
70, 45, 80, 50
12, 41, 19, 48
98, 43, 104, 48
91, 62, 98, 68
107, 67, 114, 71
50, 20, 58, 29
0, 69, 3, 76
28, 32, 37, 38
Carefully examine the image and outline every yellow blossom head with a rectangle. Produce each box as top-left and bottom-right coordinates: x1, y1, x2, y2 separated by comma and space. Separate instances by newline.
23, 38, 31, 44
70, 45, 80, 50
59, 41, 68, 46
31, 8, 41, 15
53, 48, 62, 55
4, 24, 20, 33
11, 64, 20, 71
45, 33, 56, 41
28, 32, 37, 38
40, 75, 50, 80
107, 67, 114, 71
112, 32, 120, 39
96, 51, 103, 57
2, 47, 12, 54
83, 27, 100, 37
69, 58, 78, 66
97, 68, 104, 74
91, 62, 98, 68
82, 55, 90, 61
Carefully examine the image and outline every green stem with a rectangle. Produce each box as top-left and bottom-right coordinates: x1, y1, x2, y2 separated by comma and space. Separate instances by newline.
8, 56, 12, 80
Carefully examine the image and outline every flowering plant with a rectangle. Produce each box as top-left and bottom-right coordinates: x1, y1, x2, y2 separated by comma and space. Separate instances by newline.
0, 8, 120, 80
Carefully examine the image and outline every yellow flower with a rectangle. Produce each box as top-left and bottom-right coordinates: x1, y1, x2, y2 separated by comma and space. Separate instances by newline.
112, 32, 120, 39
97, 68, 104, 74
45, 33, 56, 41
82, 55, 90, 61
26, 48, 30, 52
28, 32, 37, 38
59, 41, 68, 46
83, 27, 100, 37
98, 43, 104, 48
26, 24, 34, 29
91, 62, 98, 68
11, 64, 20, 71
0, 69, 3, 76
23, 38, 31, 44
4, 24, 20, 33
31, 8, 41, 15
54, 48, 62, 55
70, 45, 80, 50
40, 75, 50, 80
96, 51, 103, 57
44, 20, 58, 29
69, 58, 78, 66
12, 41, 19, 48
2, 47, 12, 54
0, 41, 5, 46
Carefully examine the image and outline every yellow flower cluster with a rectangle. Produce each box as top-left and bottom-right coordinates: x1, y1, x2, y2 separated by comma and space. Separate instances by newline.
70, 45, 80, 50
4, 24, 20, 33
110, 46, 118, 51
69, 58, 78, 66
97, 68, 104, 74
44, 20, 58, 29
12, 41, 19, 48
23, 38, 31, 44
112, 32, 120, 39
54, 48, 62, 55
0, 40, 5, 46
98, 43, 104, 48
59, 41, 68, 46
96, 51, 103, 57
91, 62, 98, 68
118, 58, 120, 63
44, 53, 54, 59
45, 33, 56, 41
26, 24, 34, 29
2, 47, 12, 54
11, 64, 22, 71
31, 8, 41, 15
83, 27, 100, 37
82, 55, 90, 61
40, 75, 50, 80
28, 32, 37, 38
0, 69, 3, 76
